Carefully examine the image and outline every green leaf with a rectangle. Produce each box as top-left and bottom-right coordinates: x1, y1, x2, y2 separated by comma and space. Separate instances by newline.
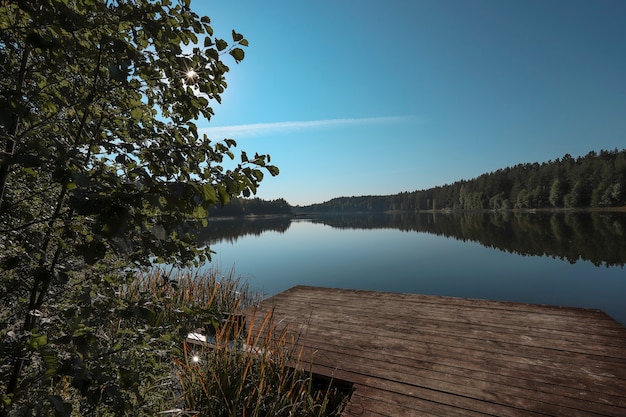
200, 183, 217, 202
151, 224, 167, 240
192, 205, 208, 219
47, 395, 72, 417
28, 333, 48, 350
252, 169, 264, 182
230, 48, 245, 62
216, 39, 228, 51
72, 324, 93, 338
267, 165, 280, 176
217, 185, 230, 206
232, 30, 243, 42
42, 347, 59, 379
130, 107, 142, 120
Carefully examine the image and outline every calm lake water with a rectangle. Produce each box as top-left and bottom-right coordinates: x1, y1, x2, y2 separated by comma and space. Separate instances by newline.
199, 212, 626, 326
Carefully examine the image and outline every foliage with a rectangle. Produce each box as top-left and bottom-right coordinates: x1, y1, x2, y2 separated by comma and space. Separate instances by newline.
175, 306, 351, 417
298, 149, 626, 212
0, 0, 278, 415
209, 197, 292, 217
1, 265, 258, 416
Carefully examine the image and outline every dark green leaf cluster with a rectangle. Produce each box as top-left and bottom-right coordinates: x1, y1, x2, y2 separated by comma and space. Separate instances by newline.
0, 0, 276, 414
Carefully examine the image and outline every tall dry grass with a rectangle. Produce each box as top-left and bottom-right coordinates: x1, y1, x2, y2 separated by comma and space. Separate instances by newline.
125, 267, 350, 416
125, 265, 261, 314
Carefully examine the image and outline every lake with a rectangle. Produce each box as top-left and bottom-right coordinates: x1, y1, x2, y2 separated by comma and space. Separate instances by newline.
197, 211, 626, 326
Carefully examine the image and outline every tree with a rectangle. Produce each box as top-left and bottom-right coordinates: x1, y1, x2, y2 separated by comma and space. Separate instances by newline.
549, 178, 565, 208
564, 181, 584, 208
0, 1, 277, 414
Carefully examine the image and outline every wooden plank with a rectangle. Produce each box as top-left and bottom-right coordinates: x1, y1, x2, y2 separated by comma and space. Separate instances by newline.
302, 342, 626, 416
264, 302, 626, 376
266, 300, 626, 360
277, 289, 626, 343
344, 386, 492, 417
247, 286, 626, 416
276, 309, 626, 397
273, 286, 626, 335
313, 365, 552, 417
276, 285, 625, 334
295, 335, 626, 411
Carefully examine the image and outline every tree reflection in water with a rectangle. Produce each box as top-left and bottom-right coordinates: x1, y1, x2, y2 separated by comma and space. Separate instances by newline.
194, 212, 626, 268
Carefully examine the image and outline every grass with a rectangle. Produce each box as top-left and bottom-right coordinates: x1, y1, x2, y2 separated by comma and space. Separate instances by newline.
129, 267, 351, 417
125, 265, 260, 315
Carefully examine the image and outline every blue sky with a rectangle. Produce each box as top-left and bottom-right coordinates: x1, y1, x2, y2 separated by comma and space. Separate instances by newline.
192, 0, 626, 206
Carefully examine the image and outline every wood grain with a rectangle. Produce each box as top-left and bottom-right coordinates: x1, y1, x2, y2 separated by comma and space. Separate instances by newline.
248, 286, 626, 417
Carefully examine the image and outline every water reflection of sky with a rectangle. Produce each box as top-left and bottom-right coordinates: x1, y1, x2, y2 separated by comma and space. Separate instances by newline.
206, 219, 626, 326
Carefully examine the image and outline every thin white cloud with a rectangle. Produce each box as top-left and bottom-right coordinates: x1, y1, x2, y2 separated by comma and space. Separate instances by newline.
198, 116, 416, 138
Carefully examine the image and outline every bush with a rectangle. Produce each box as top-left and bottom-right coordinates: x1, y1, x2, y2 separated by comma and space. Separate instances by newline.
1, 266, 350, 416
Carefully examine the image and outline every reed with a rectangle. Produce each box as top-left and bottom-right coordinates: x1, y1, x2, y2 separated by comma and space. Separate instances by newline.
124, 265, 261, 314
174, 307, 350, 417
126, 266, 350, 416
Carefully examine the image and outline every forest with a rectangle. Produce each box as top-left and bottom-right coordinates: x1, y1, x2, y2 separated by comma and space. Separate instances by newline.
297, 149, 626, 213
209, 197, 292, 217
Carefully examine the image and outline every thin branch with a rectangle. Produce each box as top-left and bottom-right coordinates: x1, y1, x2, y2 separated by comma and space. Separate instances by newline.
0, 216, 58, 233
0, 45, 30, 207
15, 97, 85, 140
0, 183, 58, 215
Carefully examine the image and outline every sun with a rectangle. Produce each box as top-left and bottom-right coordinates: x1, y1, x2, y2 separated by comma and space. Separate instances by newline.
185, 69, 198, 83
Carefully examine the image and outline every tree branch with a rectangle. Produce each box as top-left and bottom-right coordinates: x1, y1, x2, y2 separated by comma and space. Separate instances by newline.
0, 45, 30, 208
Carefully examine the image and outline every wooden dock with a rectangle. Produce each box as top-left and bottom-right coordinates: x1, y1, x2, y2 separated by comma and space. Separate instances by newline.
249, 286, 626, 416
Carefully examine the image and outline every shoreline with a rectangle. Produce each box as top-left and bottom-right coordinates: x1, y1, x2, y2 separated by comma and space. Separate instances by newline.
293, 206, 626, 216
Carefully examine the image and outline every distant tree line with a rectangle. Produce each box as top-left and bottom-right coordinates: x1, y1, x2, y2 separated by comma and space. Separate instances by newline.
210, 197, 292, 217
298, 149, 626, 213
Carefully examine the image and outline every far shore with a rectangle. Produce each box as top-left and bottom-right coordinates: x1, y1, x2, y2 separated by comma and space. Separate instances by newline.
194, 206, 626, 221
292, 206, 626, 217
